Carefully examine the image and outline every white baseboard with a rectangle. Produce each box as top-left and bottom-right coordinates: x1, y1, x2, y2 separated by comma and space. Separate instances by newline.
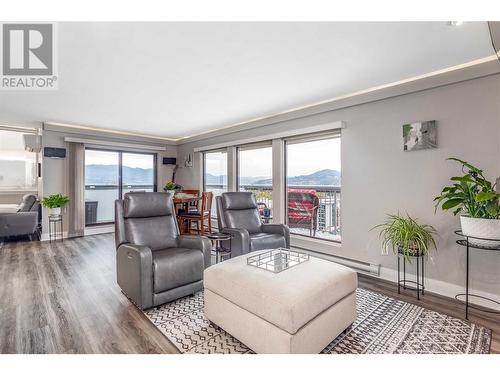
379, 265, 500, 312
292, 247, 500, 312
84, 225, 114, 236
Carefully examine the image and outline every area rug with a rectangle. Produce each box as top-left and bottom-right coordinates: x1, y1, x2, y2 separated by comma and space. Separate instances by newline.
144, 288, 491, 354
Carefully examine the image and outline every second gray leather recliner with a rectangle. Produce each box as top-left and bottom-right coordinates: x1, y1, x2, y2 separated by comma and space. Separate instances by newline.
216, 192, 290, 257
115, 192, 212, 309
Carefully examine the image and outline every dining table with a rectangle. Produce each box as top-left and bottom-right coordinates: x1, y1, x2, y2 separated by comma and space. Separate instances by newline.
172, 193, 202, 233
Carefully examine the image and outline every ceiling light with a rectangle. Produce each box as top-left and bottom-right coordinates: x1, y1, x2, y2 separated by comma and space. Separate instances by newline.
449, 21, 464, 26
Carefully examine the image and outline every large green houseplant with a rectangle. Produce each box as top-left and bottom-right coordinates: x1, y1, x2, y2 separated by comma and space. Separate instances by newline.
41, 193, 70, 216
372, 213, 437, 261
434, 158, 500, 246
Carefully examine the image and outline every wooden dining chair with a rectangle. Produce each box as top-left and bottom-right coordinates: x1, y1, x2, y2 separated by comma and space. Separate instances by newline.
178, 192, 213, 235
181, 189, 201, 212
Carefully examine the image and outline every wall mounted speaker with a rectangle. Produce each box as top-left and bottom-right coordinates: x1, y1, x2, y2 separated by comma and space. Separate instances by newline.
162, 157, 177, 165
43, 147, 66, 158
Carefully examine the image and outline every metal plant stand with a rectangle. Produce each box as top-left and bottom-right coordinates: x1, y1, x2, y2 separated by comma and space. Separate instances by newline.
454, 230, 500, 320
397, 249, 425, 300
48, 214, 63, 242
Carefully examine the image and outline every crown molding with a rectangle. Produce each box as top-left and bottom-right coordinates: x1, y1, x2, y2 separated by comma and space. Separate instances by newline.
177, 55, 500, 145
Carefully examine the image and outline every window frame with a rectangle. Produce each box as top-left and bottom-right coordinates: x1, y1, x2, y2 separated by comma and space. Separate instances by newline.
283, 131, 341, 243
0, 127, 39, 192
236, 141, 273, 192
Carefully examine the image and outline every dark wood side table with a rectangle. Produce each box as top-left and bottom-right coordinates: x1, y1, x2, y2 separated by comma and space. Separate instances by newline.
48, 214, 63, 242
455, 230, 500, 320
206, 232, 232, 264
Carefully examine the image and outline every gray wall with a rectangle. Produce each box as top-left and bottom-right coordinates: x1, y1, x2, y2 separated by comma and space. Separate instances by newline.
176, 74, 500, 301
41, 128, 177, 237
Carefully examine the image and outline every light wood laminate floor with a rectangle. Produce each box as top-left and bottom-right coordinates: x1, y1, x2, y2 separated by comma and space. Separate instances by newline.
0, 234, 498, 353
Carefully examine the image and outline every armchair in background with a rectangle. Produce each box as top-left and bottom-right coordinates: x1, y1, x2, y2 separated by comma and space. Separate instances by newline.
216, 192, 290, 257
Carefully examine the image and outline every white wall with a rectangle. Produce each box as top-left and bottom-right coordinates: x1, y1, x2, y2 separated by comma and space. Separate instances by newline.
176, 74, 500, 302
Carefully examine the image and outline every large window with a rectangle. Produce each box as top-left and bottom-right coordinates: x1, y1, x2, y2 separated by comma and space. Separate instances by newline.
0, 129, 38, 191
238, 143, 273, 221
203, 150, 227, 216
285, 135, 341, 242
85, 149, 156, 225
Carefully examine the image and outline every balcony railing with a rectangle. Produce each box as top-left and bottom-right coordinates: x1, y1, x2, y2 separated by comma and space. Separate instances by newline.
85, 184, 154, 224
85, 184, 341, 242
206, 184, 341, 242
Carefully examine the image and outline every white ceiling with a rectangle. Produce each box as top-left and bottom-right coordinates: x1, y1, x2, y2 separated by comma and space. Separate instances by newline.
0, 22, 495, 140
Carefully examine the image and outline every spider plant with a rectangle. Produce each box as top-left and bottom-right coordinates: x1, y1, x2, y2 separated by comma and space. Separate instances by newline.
372, 213, 437, 261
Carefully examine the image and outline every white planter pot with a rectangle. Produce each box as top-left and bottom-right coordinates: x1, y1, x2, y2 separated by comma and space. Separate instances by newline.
460, 216, 500, 248
50, 207, 61, 216
165, 190, 176, 196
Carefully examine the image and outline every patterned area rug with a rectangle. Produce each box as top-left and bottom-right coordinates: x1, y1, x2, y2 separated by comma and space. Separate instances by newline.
144, 288, 491, 354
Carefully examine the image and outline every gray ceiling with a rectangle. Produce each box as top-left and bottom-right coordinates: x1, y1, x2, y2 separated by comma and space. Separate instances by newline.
0, 22, 495, 139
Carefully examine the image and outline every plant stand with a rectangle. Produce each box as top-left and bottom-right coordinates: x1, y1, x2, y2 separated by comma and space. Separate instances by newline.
48, 214, 63, 242
454, 230, 500, 320
397, 250, 425, 300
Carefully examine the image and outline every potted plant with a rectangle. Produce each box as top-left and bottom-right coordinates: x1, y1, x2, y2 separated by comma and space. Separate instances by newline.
163, 181, 182, 195
41, 193, 70, 216
372, 213, 437, 261
434, 158, 500, 247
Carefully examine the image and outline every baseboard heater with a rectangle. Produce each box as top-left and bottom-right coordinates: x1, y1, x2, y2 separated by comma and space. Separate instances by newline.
292, 245, 380, 276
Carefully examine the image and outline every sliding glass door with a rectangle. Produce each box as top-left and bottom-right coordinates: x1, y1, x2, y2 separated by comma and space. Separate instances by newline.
85, 149, 156, 226
122, 152, 156, 194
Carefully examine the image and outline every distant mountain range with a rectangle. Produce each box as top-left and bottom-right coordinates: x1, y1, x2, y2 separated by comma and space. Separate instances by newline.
206, 169, 340, 187
256, 169, 340, 186
85, 165, 154, 185
86, 165, 340, 187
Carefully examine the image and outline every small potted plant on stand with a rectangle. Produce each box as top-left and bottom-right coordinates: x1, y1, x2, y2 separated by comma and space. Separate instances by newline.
434, 158, 500, 247
163, 181, 182, 195
372, 213, 437, 299
373, 213, 437, 261
41, 193, 70, 216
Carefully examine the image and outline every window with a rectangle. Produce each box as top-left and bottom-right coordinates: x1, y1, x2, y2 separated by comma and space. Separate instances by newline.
203, 150, 227, 217
238, 143, 273, 221
285, 135, 341, 242
85, 149, 156, 225
0, 129, 38, 191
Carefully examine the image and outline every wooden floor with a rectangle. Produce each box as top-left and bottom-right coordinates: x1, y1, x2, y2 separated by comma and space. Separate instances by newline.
0, 233, 499, 354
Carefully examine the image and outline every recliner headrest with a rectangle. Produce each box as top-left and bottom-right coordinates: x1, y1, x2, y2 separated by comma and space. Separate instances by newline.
123, 192, 174, 218
222, 192, 257, 210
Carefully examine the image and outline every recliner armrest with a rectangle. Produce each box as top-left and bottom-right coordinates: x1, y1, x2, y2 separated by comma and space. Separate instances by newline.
179, 235, 212, 269
221, 228, 250, 256
0, 211, 38, 237
261, 224, 290, 248
116, 243, 154, 309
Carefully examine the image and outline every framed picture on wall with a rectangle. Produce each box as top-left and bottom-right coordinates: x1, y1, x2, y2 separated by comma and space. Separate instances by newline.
403, 120, 437, 151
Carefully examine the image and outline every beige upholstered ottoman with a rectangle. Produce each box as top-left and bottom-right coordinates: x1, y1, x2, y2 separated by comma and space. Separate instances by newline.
204, 250, 358, 354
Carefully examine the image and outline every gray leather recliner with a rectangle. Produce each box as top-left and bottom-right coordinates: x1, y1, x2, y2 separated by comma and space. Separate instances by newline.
216, 192, 290, 257
115, 192, 212, 309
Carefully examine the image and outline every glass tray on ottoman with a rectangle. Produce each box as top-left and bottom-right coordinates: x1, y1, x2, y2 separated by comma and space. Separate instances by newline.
247, 248, 309, 273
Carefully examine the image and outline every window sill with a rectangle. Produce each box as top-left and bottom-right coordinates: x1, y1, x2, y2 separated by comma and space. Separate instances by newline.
0, 189, 37, 195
